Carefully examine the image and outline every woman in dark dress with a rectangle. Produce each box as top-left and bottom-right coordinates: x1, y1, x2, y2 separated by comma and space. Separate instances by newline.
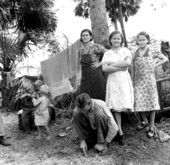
79, 29, 107, 101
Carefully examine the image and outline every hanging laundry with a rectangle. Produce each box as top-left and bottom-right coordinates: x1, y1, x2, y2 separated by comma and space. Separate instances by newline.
41, 40, 81, 98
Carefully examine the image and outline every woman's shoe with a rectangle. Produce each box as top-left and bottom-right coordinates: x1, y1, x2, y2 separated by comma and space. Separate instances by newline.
147, 129, 154, 138
136, 121, 148, 131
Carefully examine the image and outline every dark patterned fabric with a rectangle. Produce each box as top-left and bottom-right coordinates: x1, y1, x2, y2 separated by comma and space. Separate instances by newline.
79, 43, 107, 101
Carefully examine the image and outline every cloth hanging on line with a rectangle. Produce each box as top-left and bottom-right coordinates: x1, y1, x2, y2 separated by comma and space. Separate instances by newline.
41, 40, 82, 98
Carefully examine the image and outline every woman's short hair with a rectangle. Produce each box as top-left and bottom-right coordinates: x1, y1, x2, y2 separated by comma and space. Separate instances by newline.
109, 30, 124, 46
80, 29, 93, 42
76, 93, 91, 108
136, 31, 151, 44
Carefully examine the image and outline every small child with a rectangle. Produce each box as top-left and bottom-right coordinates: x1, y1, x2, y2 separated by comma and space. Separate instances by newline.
32, 85, 51, 140
34, 80, 56, 123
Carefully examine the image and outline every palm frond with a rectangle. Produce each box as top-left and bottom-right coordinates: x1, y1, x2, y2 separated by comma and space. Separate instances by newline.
16, 0, 57, 33
0, 0, 57, 34
74, 1, 90, 18
105, 0, 142, 23
0, 7, 10, 29
0, 35, 17, 59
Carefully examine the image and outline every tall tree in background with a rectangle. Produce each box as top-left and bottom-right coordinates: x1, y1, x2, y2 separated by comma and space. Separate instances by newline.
89, 0, 110, 47
74, 0, 110, 47
106, 0, 142, 47
0, 0, 57, 107
74, 0, 142, 47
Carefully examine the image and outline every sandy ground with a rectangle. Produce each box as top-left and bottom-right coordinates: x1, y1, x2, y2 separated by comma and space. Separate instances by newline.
0, 111, 170, 165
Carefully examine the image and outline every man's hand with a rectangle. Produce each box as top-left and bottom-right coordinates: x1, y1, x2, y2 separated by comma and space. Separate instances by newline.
80, 140, 87, 157
94, 141, 109, 152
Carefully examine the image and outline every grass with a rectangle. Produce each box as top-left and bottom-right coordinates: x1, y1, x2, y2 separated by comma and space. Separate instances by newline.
1, 111, 170, 165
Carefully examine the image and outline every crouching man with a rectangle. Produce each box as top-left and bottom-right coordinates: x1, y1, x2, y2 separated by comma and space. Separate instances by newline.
73, 93, 118, 156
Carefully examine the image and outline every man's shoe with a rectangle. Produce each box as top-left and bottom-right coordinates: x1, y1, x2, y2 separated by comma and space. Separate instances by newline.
0, 137, 11, 146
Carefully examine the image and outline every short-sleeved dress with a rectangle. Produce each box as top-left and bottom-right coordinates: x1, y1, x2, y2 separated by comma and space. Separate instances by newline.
34, 96, 50, 126
102, 47, 134, 111
79, 43, 107, 101
133, 47, 164, 112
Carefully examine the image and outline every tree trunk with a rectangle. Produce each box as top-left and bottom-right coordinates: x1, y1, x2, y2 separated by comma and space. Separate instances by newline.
0, 72, 11, 107
89, 0, 110, 48
113, 20, 118, 30
118, 0, 128, 47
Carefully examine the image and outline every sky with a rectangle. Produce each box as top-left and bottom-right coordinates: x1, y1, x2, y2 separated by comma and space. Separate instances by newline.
56, 0, 170, 42
16, 0, 170, 77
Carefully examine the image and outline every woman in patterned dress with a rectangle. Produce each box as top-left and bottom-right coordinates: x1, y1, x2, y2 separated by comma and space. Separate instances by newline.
133, 31, 168, 138
102, 31, 134, 145
79, 29, 107, 101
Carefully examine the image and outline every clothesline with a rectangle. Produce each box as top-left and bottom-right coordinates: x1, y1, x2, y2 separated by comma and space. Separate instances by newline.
41, 39, 82, 98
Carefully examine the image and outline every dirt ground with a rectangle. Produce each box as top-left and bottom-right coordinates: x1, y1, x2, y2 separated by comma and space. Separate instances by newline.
1, 111, 170, 165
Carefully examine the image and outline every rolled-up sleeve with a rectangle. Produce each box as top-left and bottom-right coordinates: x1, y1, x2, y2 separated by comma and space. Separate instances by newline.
103, 105, 118, 143
94, 100, 118, 143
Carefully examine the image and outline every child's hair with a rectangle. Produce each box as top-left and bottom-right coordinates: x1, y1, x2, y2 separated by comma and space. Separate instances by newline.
136, 31, 151, 45
80, 29, 93, 42
34, 80, 43, 91
109, 30, 124, 46
39, 85, 50, 96
76, 93, 91, 109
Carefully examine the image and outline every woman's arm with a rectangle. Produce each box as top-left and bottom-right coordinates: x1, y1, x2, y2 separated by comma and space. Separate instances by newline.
155, 54, 169, 68
91, 44, 108, 69
109, 56, 132, 68
91, 61, 104, 69
102, 63, 127, 73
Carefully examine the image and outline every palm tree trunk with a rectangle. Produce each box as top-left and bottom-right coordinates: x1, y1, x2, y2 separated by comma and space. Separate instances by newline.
113, 20, 118, 30
89, 0, 110, 48
118, 0, 127, 47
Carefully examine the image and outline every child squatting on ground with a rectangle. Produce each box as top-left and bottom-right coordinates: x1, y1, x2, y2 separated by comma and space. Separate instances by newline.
32, 84, 51, 140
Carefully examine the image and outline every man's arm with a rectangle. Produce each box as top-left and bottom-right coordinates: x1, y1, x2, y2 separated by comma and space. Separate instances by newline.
103, 105, 118, 143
